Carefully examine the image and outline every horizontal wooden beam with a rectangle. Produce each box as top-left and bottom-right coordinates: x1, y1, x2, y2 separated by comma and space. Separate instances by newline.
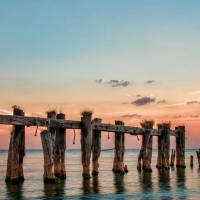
0, 114, 178, 136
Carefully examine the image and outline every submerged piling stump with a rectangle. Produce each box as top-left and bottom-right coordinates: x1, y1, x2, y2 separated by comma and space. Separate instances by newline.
5, 108, 25, 184
40, 130, 55, 183
190, 155, 193, 168
196, 150, 200, 168
92, 118, 102, 176
54, 113, 66, 179
81, 111, 92, 179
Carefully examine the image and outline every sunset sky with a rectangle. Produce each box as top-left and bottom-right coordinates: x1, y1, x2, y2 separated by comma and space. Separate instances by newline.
1, 1, 200, 149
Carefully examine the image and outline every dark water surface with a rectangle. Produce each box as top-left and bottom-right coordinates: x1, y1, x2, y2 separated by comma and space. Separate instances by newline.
0, 149, 200, 199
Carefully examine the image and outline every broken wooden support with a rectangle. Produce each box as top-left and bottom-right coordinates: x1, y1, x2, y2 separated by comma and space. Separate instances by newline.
81, 111, 92, 179
5, 108, 25, 184
92, 118, 102, 176
112, 121, 125, 174
190, 155, 193, 168
139, 120, 154, 172
176, 126, 186, 168
40, 130, 55, 183
54, 113, 66, 179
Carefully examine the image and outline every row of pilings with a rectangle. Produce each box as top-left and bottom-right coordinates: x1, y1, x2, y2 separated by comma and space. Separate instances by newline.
4, 108, 186, 184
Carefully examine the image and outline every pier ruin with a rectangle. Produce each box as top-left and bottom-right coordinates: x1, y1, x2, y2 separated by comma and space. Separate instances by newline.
0, 108, 186, 184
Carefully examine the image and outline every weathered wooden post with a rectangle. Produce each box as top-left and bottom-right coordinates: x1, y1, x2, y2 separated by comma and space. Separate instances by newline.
54, 113, 66, 179
139, 120, 154, 172
92, 118, 102, 176
156, 124, 163, 169
5, 107, 25, 184
162, 123, 170, 170
112, 121, 125, 174
81, 110, 93, 179
190, 155, 193, 167
46, 111, 56, 158
40, 130, 55, 183
176, 126, 186, 168
137, 134, 145, 171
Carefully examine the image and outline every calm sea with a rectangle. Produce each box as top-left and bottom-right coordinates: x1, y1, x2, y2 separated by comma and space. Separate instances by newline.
0, 149, 200, 200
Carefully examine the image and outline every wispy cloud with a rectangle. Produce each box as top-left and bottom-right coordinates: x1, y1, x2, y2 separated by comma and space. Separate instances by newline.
125, 93, 131, 97
145, 80, 155, 84
95, 79, 103, 84
131, 97, 155, 106
121, 114, 141, 118
136, 94, 141, 98
158, 102, 186, 108
174, 115, 182, 118
0, 109, 12, 115
190, 115, 199, 118
186, 101, 199, 105
157, 100, 167, 104
98, 110, 141, 115
107, 80, 133, 87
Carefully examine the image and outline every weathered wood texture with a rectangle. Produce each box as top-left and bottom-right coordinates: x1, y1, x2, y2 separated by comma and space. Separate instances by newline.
137, 135, 145, 171
176, 126, 186, 168
5, 108, 25, 184
92, 118, 102, 176
139, 121, 154, 172
81, 113, 92, 179
112, 121, 125, 174
156, 124, 163, 169
46, 111, 56, 160
162, 123, 170, 169
40, 130, 55, 183
0, 114, 178, 136
54, 113, 66, 179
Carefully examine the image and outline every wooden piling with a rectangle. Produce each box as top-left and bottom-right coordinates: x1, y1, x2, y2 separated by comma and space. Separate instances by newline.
139, 120, 154, 172
176, 126, 186, 168
112, 121, 125, 174
5, 108, 25, 184
137, 135, 145, 171
190, 155, 193, 167
54, 113, 66, 179
162, 123, 170, 170
156, 124, 163, 169
92, 118, 102, 176
46, 111, 56, 159
40, 130, 55, 183
81, 111, 92, 179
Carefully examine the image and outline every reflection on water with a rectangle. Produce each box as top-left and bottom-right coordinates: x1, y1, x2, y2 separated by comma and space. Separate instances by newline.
6, 182, 24, 199
1, 150, 200, 199
43, 179, 66, 198
114, 173, 125, 194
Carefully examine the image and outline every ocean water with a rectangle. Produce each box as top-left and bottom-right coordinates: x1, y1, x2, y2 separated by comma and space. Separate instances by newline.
0, 149, 200, 200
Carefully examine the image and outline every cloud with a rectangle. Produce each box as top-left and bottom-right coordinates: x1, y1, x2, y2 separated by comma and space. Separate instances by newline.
131, 97, 156, 106
122, 102, 128, 104
121, 114, 141, 118
95, 79, 102, 84
145, 80, 155, 84
186, 101, 199, 105
136, 94, 141, 98
157, 100, 167, 104
190, 115, 199, 118
158, 102, 186, 108
0, 109, 12, 115
107, 80, 133, 87
174, 115, 182, 118
125, 93, 131, 97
